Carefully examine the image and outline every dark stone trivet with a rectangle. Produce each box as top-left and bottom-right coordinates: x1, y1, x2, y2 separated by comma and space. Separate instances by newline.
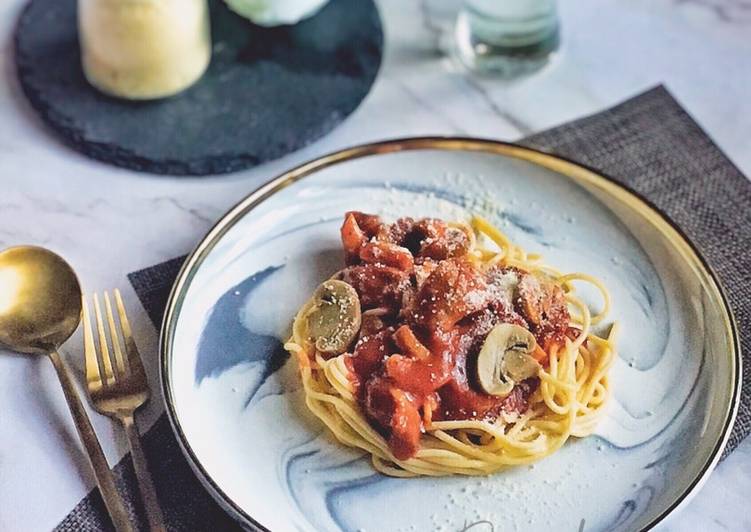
15, 0, 383, 176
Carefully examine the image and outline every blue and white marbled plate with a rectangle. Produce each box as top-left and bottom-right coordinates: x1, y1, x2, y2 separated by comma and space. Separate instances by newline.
161, 139, 739, 532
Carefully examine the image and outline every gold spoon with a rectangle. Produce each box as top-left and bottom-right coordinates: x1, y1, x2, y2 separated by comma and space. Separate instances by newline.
0, 246, 133, 532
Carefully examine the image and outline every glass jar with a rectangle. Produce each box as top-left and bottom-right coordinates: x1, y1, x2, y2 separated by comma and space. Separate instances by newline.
78, 0, 211, 100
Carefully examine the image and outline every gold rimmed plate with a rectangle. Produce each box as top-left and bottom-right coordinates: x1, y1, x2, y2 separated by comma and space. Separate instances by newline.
160, 138, 740, 531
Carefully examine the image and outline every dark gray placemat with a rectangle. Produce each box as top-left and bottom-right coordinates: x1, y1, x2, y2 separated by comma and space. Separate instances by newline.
15, 0, 382, 176
56, 85, 749, 531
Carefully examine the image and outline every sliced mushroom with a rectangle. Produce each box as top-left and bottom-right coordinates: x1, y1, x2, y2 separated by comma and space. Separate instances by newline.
306, 280, 361, 355
476, 323, 541, 397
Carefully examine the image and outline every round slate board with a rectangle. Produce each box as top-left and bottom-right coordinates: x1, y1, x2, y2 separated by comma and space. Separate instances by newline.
15, 0, 383, 176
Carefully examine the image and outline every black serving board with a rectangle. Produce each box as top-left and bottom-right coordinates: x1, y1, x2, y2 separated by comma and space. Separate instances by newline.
15, 0, 383, 175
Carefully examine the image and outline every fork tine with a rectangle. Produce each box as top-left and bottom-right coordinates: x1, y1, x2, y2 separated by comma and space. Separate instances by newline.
104, 291, 128, 377
114, 288, 145, 377
82, 295, 103, 392
93, 293, 116, 385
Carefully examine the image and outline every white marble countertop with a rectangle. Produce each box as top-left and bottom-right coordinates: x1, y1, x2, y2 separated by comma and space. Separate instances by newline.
1, 0, 749, 530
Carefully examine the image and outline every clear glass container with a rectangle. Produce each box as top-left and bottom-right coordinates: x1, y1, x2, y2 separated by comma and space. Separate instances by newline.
78, 0, 211, 100
455, 0, 560, 78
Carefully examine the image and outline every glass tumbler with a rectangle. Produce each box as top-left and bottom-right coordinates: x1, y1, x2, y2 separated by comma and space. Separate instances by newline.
455, 0, 560, 77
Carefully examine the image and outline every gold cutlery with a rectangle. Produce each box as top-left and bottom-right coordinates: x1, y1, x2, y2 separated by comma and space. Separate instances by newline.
0, 246, 133, 532
83, 289, 166, 532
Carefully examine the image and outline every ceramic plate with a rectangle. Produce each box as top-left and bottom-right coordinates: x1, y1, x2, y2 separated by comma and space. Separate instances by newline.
160, 138, 740, 532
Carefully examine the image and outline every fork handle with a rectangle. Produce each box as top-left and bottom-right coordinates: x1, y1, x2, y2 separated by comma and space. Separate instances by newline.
121, 414, 167, 532
48, 350, 133, 532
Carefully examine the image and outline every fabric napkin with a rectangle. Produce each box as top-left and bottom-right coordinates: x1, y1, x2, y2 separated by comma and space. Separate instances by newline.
55, 85, 751, 531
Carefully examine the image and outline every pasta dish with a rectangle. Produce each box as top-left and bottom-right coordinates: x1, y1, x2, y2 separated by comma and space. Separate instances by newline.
285, 212, 616, 477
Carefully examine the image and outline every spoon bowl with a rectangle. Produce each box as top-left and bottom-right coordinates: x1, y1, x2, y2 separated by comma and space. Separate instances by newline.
0, 246, 82, 354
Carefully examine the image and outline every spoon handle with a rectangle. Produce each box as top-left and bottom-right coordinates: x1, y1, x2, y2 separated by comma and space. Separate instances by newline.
48, 350, 134, 532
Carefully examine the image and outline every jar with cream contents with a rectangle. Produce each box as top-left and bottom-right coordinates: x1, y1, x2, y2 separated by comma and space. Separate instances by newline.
78, 0, 211, 100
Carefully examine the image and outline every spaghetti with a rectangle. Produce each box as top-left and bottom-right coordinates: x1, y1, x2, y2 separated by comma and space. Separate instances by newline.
285, 212, 616, 477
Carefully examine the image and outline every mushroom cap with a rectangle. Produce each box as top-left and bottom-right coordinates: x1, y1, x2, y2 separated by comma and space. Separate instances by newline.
476, 323, 541, 397
306, 279, 362, 355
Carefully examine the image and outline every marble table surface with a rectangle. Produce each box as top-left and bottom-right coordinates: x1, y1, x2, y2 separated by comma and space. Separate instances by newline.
1, 0, 749, 530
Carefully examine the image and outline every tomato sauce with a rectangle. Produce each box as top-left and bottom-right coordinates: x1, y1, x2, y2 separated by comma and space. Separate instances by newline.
338, 212, 568, 460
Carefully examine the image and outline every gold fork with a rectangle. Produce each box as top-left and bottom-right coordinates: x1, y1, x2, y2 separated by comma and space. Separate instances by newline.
83, 289, 166, 532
